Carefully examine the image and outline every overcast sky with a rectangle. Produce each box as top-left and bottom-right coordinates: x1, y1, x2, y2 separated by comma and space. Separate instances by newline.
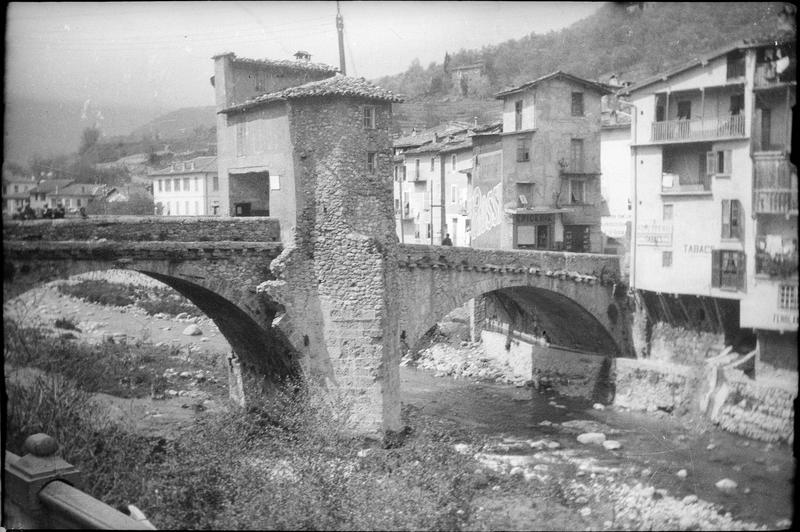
6, 1, 602, 110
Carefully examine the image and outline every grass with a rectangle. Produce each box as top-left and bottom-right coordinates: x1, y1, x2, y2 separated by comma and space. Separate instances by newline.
4, 318, 513, 530
56, 279, 201, 318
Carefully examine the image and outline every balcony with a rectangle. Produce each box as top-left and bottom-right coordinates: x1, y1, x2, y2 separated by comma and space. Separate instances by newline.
754, 153, 798, 215
660, 172, 711, 196
754, 63, 796, 88
756, 236, 798, 278
651, 115, 745, 143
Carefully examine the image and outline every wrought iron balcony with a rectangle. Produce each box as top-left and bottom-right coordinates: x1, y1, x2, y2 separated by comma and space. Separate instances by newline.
754, 153, 798, 215
650, 114, 745, 143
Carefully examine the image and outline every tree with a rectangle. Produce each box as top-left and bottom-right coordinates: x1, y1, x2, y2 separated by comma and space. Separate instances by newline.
79, 127, 101, 156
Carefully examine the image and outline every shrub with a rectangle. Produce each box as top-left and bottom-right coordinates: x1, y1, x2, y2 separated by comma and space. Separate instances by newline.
54, 317, 81, 331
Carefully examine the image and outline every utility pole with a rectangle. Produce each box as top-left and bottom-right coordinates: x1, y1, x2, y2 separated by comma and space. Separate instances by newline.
336, 1, 346, 75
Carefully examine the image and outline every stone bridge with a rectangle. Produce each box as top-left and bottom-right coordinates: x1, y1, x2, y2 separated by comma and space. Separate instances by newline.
4, 216, 628, 434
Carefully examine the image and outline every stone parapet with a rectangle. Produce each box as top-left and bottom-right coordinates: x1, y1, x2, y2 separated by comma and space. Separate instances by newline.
2, 216, 281, 243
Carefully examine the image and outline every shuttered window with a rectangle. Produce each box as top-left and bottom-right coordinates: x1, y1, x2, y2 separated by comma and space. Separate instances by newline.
721, 199, 743, 240
706, 150, 732, 176
711, 249, 746, 290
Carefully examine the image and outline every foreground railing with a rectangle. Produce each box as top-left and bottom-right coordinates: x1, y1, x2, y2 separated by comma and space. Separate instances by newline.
4, 433, 156, 530
651, 114, 745, 142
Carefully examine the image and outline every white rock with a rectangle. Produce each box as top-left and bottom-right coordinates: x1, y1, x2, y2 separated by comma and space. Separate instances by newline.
577, 432, 606, 445
715, 478, 737, 494
602, 440, 622, 450
676, 469, 688, 478
682, 494, 698, 504
579, 507, 591, 517
453, 443, 471, 454
357, 449, 371, 458
706, 443, 716, 450
182, 324, 202, 336
592, 403, 605, 410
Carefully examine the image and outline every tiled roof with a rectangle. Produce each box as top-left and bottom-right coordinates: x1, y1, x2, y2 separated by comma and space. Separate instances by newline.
393, 121, 473, 148
56, 183, 105, 196
495, 71, 613, 99
150, 156, 217, 176
212, 52, 338, 73
220, 75, 402, 114
29, 179, 74, 194
622, 34, 796, 95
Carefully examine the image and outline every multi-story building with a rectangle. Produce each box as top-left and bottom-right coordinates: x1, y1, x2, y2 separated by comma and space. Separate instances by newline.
623, 36, 796, 373
475, 71, 612, 252
211, 51, 339, 229
599, 99, 633, 255
391, 122, 474, 244
27, 179, 75, 212
46, 182, 105, 213
149, 156, 219, 216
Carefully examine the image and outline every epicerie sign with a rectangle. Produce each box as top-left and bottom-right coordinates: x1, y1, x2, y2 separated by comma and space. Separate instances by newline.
635, 221, 673, 246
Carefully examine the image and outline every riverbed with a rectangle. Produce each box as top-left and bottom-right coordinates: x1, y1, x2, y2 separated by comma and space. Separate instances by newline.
4, 275, 795, 529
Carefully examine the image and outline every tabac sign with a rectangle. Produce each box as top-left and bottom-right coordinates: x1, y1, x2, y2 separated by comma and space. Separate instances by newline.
636, 221, 673, 247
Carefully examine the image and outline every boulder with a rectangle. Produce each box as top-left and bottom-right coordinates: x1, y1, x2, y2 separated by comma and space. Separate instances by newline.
577, 432, 606, 445
602, 439, 622, 450
182, 324, 202, 336
715, 478, 737, 494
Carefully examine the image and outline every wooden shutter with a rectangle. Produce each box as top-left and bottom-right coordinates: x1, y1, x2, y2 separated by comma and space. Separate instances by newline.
723, 150, 732, 176
731, 199, 741, 239
711, 250, 721, 288
706, 151, 717, 176
736, 251, 746, 290
721, 200, 731, 239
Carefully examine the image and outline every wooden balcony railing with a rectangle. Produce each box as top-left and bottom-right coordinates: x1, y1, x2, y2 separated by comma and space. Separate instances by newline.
754, 63, 795, 87
754, 153, 798, 214
651, 114, 745, 142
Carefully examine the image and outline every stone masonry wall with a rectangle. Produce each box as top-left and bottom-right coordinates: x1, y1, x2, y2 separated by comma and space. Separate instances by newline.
649, 321, 725, 366
260, 96, 400, 434
611, 358, 697, 413
3, 216, 281, 243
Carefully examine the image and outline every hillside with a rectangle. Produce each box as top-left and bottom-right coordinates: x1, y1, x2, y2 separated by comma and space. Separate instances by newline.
3, 96, 168, 166
128, 106, 217, 142
378, 1, 792, 131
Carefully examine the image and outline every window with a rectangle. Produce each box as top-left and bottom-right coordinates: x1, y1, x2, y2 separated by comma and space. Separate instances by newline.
655, 94, 666, 122
183, 178, 190, 191
394, 198, 400, 212
569, 179, 585, 204
236, 122, 246, 157
662, 251, 673, 267
415, 159, 420, 179
173, 179, 180, 192
158, 179, 163, 192
711, 250, 745, 290
663, 204, 674, 221
363, 105, 376, 129
730, 94, 744, 116
514, 100, 523, 131
185, 201, 189, 214
394, 166, 398, 181
366, 152, 377, 173
77, 199, 82, 207
430, 158, 435, 171
212, 176, 219, 191
195, 178, 200, 192
779, 284, 798, 309
516, 137, 530, 162
570, 139, 584, 173
450, 184, 457, 204
571, 92, 584, 116
13, 185, 19, 193
721, 199, 743, 240
677, 100, 691, 120
707, 150, 732, 176
452, 155, 456, 170
165, 179, 172, 192
426, 223, 432, 238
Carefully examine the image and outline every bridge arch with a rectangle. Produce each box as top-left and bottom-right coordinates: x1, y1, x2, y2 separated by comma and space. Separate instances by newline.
396, 246, 632, 358
4, 259, 298, 381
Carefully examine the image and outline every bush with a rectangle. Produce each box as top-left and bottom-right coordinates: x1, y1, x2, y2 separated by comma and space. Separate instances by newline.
54, 317, 81, 331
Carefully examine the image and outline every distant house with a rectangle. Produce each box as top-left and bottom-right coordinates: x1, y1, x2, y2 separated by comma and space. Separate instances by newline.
1, 172, 38, 215
46, 182, 106, 213
27, 179, 75, 212
148, 156, 219, 216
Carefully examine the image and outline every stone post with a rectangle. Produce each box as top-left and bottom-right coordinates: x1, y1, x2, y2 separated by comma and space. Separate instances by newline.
4, 433, 82, 528
227, 352, 246, 407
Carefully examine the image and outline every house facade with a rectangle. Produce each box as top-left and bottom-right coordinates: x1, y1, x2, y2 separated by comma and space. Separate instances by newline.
47, 182, 105, 213
623, 36, 797, 373
477, 72, 612, 252
2, 173, 37, 215
149, 156, 219, 216
212, 52, 338, 228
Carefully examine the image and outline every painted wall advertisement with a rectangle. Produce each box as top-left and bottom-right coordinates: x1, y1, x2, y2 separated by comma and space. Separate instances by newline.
601, 214, 630, 239
635, 220, 673, 246
470, 150, 504, 246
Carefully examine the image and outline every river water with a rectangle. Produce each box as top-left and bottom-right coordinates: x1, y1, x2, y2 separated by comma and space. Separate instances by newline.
401, 367, 795, 527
